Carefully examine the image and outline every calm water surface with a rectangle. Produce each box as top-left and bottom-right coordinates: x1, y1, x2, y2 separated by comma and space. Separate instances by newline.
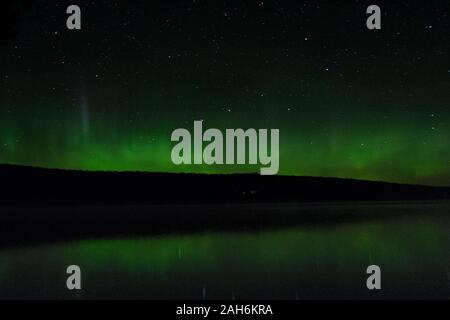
0, 203, 449, 299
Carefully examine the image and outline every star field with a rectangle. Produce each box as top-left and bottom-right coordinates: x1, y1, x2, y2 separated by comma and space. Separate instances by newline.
0, 0, 449, 185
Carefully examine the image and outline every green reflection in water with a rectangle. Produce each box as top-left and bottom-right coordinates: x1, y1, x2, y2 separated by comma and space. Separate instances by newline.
0, 210, 449, 299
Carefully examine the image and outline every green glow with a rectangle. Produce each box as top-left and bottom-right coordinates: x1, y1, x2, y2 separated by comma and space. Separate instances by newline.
0, 90, 448, 185
0, 2, 448, 186
1, 208, 449, 299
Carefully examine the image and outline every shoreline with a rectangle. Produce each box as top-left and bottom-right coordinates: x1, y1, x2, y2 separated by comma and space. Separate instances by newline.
1, 200, 449, 248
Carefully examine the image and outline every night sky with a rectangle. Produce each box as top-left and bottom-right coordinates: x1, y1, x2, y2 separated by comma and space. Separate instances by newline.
0, 0, 449, 185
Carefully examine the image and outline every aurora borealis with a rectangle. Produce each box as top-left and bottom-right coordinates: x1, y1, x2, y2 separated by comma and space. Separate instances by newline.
0, 0, 449, 185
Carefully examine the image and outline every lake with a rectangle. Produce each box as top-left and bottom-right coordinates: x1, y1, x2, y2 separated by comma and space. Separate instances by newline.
0, 202, 449, 299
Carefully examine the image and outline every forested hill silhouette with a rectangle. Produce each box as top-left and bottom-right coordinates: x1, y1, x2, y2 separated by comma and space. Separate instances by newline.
0, 164, 449, 206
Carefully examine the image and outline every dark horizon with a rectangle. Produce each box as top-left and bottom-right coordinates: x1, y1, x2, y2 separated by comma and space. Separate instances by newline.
1, 164, 449, 208
1, 162, 450, 188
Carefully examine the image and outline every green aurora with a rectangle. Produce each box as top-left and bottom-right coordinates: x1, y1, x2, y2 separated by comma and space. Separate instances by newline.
0, 1, 449, 186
